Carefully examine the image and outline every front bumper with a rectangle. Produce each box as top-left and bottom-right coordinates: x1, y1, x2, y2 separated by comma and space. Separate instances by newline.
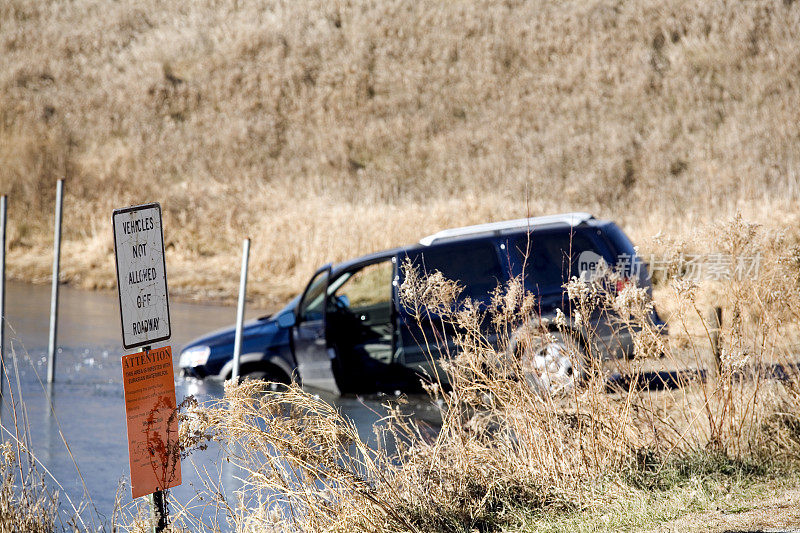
180, 366, 210, 379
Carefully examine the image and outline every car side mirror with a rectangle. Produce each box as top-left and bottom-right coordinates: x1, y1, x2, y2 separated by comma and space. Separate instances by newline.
276, 311, 296, 328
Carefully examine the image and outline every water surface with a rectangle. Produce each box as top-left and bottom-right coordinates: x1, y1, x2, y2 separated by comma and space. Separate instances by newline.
2, 281, 426, 529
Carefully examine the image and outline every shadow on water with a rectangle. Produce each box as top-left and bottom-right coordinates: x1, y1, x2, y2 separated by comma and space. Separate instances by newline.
606, 369, 709, 391
607, 363, 800, 392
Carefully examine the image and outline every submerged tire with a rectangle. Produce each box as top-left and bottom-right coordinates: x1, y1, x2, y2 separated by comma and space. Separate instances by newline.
237, 363, 291, 390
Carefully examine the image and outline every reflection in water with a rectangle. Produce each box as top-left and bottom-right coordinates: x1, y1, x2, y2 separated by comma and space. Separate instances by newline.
0, 281, 441, 528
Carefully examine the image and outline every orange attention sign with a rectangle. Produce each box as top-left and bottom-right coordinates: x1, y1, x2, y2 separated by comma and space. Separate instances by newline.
122, 346, 182, 499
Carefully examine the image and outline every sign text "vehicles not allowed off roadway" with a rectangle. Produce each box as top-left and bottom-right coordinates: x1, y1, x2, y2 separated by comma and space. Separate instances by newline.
113, 203, 171, 349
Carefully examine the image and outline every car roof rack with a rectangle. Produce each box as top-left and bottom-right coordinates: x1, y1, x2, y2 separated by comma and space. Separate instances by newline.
418, 212, 595, 246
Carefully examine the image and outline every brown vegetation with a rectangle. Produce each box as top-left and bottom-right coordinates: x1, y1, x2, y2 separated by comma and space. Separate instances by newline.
0, 443, 57, 533
2, 0, 800, 306
3, 1, 800, 530
163, 218, 800, 532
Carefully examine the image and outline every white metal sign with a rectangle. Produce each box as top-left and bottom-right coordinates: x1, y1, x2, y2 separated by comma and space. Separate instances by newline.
113, 203, 171, 349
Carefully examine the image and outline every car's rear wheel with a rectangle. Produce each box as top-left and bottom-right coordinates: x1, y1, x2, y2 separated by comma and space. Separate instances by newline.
511, 329, 587, 395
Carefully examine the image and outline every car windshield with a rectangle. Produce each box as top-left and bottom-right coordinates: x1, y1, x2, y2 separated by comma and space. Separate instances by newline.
299, 269, 329, 321
275, 295, 300, 316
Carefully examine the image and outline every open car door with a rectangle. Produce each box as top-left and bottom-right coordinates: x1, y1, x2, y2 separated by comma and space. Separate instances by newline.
323, 257, 413, 393
292, 264, 340, 394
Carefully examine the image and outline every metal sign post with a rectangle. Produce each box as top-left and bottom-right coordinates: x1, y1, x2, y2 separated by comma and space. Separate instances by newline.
47, 179, 64, 383
0, 195, 6, 418
113, 203, 177, 533
231, 238, 250, 382
149, 488, 167, 533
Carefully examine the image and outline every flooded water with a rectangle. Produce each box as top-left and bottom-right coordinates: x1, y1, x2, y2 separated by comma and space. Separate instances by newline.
1, 281, 436, 530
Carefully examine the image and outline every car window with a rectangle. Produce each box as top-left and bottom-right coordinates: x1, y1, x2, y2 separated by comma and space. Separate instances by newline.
330, 260, 393, 312
512, 230, 604, 293
404, 241, 503, 304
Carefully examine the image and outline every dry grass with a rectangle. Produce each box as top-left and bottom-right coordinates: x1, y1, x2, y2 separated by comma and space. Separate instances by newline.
0, 443, 57, 533
1, 0, 800, 306
0, 0, 800, 531
157, 218, 800, 532
5, 1, 800, 526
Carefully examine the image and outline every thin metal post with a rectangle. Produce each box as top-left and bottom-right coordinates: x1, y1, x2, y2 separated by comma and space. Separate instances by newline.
137, 344, 168, 533
47, 179, 64, 384
0, 195, 6, 419
149, 489, 167, 533
231, 238, 250, 382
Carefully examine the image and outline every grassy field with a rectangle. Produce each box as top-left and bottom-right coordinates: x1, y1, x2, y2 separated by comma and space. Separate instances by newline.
3, 2, 800, 530
2, 0, 800, 307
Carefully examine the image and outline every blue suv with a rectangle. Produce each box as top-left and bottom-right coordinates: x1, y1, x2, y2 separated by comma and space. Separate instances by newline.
179, 213, 666, 394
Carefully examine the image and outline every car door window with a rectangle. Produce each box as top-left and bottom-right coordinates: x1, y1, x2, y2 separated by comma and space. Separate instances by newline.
326, 260, 395, 370
330, 261, 393, 314
403, 241, 504, 304
397, 241, 502, 367
512, 230, 604, 293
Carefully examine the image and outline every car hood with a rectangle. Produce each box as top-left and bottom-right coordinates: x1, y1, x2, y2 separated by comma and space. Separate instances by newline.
182, 317, 276, 350
181, 297, 298, 353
